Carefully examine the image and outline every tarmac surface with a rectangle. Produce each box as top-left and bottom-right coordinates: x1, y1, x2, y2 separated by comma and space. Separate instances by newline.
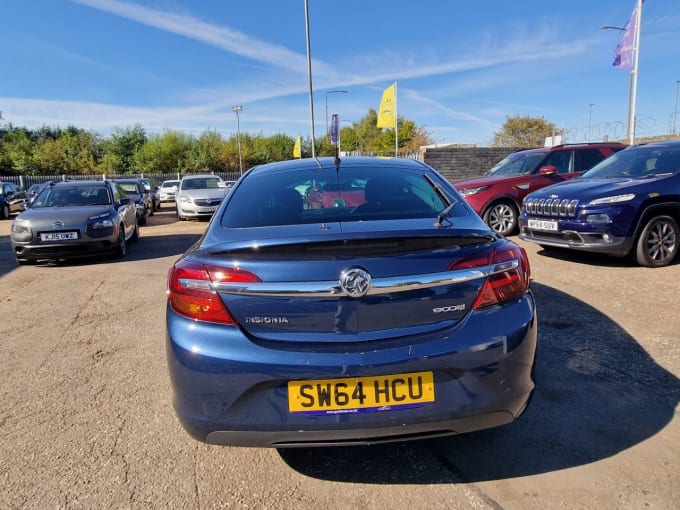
0, 208, 678, 509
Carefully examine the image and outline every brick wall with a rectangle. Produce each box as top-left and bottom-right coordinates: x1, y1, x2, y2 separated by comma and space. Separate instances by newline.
423, 146, 524, 182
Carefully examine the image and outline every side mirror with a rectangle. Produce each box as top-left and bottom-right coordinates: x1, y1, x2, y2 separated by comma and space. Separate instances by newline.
538, 165, 558, 176
119, 197, 131, 205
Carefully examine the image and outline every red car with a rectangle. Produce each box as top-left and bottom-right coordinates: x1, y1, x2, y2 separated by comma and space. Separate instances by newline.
454, 142, 626, 236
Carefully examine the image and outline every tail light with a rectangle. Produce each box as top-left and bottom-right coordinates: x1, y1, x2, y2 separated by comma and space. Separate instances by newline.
449, 243, 531, 310
167, 260, 261, 324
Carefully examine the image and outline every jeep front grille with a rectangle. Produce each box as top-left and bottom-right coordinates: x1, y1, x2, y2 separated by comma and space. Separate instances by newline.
525, 198, 579, 217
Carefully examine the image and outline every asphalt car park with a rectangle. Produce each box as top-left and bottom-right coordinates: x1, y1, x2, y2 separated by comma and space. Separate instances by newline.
0, 208, 678, 509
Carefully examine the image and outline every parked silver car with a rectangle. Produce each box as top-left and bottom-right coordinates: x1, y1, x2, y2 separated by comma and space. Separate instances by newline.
10, 180, 139, 264
175, 175, 228, 220
159, 180, 180, 202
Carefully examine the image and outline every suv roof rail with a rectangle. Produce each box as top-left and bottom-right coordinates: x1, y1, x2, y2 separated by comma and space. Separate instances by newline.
550, 142, 626, 149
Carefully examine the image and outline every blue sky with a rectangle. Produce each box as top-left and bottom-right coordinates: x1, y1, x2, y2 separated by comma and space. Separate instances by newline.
1, 0, 679, 146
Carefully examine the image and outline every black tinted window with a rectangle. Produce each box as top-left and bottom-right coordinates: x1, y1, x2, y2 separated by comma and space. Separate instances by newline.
575, 149, 606, 172
222, 165, 455, 228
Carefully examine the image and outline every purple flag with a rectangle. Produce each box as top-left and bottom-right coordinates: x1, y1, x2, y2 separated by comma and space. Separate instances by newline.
612, 2, 638, 69
331, 114, 339, 145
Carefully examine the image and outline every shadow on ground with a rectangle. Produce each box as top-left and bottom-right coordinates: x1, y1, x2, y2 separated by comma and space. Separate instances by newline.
279, 281, 680, 483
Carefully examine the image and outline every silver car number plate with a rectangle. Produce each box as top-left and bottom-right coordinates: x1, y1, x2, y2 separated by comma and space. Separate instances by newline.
40, 231, 78, 241
199, 207, 217, 213
528, 219, 558, 232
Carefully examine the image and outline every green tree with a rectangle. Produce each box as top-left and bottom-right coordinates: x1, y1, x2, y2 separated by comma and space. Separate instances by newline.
190, 130, 229, 174
134, 130, 194, 175
100, 124, 147, 174
491, 115, 563, 147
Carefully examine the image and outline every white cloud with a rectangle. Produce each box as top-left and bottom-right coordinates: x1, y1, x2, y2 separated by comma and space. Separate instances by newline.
69, 0, 335, 75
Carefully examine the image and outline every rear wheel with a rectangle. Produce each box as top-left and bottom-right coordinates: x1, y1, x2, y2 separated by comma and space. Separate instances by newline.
484, 201, 518, 236
0, 204, 9, 219
635, 215, 679, 267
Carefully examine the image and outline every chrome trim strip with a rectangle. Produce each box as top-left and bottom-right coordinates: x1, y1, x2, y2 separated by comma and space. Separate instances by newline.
179, 260, 520, 298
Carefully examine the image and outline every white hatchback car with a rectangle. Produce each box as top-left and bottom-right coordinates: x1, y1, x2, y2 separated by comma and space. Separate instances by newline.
175, 175, 228, 220
159, 180, 180, 202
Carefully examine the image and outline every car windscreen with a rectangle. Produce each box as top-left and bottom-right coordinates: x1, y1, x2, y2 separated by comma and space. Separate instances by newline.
221, 165, 463, 228
118, 183, 141, 194
162, 181, 179, 188
182, 177, 222, 190
582, 147, 680, 179
32, 186, 111, 207
487, 152, 546, 176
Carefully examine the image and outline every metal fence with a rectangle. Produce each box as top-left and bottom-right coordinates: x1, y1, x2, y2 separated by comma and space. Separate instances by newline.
2, 172, 243, 190
1, 152, 424, 190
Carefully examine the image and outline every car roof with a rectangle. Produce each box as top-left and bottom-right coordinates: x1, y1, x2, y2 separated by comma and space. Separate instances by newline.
49, 180, 108, 187
511, 142, 626, 155
248, 156, 431, 177
634, 139, 680, 149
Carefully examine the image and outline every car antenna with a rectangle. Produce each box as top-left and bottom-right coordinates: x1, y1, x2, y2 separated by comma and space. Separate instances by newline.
334, 145, 341, 173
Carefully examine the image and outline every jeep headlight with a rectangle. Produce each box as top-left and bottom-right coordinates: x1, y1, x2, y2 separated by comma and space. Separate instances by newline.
458, 186, 490, 196
588, 193, 635, 206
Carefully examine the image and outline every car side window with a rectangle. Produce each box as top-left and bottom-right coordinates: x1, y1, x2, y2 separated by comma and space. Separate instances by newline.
113, 184, 126, 203
575, 149, 606, 172
542, 150, 573, 174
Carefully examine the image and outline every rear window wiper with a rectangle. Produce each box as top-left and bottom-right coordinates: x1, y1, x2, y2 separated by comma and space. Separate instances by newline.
423, 173, 457, 227
434, 202, 456, 227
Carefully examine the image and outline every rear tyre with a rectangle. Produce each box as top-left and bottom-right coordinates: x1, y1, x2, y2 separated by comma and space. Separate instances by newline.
484, 201, 518, 236
139, 212, 147, 226
0, 204, 9, 220
635, 215, 679, 267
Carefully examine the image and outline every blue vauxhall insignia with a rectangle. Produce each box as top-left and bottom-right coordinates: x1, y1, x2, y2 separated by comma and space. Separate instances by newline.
166, 157, 537, 447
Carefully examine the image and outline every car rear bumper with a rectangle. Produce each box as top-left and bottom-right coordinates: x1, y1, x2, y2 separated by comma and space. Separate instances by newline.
166, 292, 537, 447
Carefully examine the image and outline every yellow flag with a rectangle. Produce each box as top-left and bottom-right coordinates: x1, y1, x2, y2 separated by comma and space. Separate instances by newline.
293, 135, 301, 158
377, 83, 396, 128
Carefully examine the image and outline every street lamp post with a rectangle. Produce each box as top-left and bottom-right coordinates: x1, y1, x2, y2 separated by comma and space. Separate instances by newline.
673, 80, 680, 136
588, 103, 595, 141
325, 90, 348, 140
232, 105, 243, 175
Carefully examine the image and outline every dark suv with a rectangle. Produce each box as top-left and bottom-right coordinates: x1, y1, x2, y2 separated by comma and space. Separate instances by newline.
454, 142, 626, 236
519, 140, 680, 267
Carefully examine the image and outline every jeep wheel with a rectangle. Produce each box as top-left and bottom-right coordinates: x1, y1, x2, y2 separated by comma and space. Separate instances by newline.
635, 215, 679, 267
484, 201, 518, 236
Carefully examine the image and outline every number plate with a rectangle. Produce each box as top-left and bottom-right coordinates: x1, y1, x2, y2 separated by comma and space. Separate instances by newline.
528, 219, 558, 232
40, 231, 78, 241
199, 206, 217, 213
288, 371, 435, 415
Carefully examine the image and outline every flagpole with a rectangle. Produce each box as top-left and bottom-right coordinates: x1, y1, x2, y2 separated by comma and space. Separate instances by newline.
627, 0, 642, 145
394, 82, 398, 157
